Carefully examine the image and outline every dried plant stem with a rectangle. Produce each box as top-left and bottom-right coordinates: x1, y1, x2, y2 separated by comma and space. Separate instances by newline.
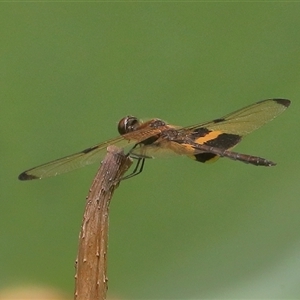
74, 146, 132, 300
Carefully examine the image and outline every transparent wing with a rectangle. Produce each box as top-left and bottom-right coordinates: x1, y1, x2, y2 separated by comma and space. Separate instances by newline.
18, 119, 168, 180
180, 99, 290, 136
18, 136, 135, 180
131, 99, 291, 160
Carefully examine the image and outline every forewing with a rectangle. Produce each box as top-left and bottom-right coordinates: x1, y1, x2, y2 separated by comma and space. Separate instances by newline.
18, 136, 135, 180
180, 99, 290, 136
19, 121, 166, 180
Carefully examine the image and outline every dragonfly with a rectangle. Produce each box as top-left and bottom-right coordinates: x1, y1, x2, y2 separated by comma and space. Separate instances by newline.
18, 98, 290, 181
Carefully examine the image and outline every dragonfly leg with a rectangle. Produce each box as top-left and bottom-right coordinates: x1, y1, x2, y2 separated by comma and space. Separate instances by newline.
122, 157, 145, 180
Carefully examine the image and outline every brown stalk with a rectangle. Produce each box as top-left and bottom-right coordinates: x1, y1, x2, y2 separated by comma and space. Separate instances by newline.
74, 146, 133, 300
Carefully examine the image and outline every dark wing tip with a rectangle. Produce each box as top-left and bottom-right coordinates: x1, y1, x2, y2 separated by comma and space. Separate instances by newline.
273, 99, 291, 108
18, 172, 39, 181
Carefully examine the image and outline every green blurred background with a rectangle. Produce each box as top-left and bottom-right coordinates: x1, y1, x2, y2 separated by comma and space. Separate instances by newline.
1, 3, 300, 299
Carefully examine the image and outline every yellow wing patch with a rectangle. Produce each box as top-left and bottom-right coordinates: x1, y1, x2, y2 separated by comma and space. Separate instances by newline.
194, 130, 222, 144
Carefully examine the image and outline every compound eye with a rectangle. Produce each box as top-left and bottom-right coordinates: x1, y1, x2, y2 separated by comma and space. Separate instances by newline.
118, 116, 140, 135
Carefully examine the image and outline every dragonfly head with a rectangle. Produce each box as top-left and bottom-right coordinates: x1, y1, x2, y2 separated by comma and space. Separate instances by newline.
118, 116, 142, 135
